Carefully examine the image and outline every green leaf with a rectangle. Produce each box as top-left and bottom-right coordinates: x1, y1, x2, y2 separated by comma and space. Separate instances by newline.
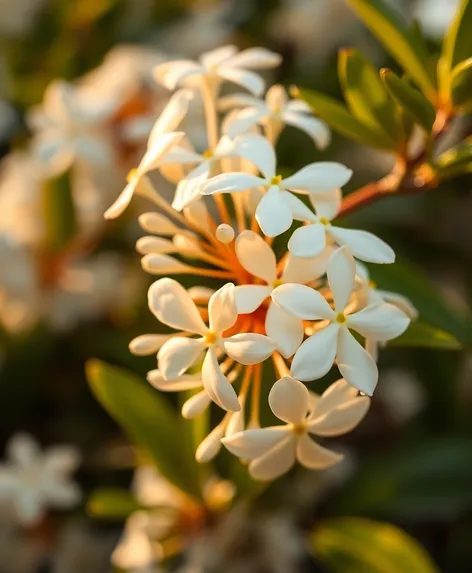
87, 488, 143, 520
338, 49, 400, 147
293, 87, 396, 150
41, 170, 77, 252
86, 359, 201, 499
368, 257, 472, 345
333, 439, 472, 519
436, 137, 472, 169
312, 517, 439, 573
441, 0, 472, 78
380, 69, 436, 132
389, 322, 462, 349
346, 0, 436, 101
450, 57, 472, 110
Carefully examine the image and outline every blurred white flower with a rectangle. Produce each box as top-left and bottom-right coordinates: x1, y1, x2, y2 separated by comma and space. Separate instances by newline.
220, 84, 330, 148
155, 45, 281, 96
0, 433, 81, 525
272, 247, 410, 394
28, 80, 116, 175
223, 377, 370, 480
414, 0, 460, 37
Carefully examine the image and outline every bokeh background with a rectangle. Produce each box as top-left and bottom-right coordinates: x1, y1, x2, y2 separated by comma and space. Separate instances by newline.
1, 0, 471, 571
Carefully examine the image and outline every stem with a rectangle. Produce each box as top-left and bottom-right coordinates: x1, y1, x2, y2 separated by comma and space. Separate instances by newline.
272, 352, 290, 377
201, 79, 219, 150
249, 363, 262, 427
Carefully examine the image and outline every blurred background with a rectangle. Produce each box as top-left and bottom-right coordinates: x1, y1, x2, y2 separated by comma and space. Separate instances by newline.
1, 0, 471, 571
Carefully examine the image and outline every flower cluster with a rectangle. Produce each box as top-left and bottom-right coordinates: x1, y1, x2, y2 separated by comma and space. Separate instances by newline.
107, 45, 415, 481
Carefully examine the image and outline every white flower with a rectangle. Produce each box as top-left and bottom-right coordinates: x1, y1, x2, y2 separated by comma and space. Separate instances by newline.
155, 45, 281, 96
288, 189, 395, 263
148, 278, 275, 411
104, 89, 193, 219
28, 80, 116, 175
202, 134, 352, 237
0, 433, 81, 525
272, 247, 410, 394
161, 135, 236, 211
219, 84, 330, 148
234, 230, 329, 357
223, 376, 370, 481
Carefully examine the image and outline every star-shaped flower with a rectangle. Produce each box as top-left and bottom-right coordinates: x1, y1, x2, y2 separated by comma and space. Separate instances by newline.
0, 433, 81, 525
201, 134, 352, 237
223, 376, 370, 481
288, 189, 395, 264
155, 45, 281, 96
234, 230, 330, 357
104, 89, 193, 219
272, 247, 410, 394
219, 84, 330, 148
148, 278, 275, 411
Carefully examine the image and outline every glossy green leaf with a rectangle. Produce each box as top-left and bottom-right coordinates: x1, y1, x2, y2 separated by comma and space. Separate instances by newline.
389, 322, 461, 349
87, 488, 143, 520
86, 359, 201, 499
312, 518, 439, 573
333, 439, 472, 519
381, 69, 436, 132
293, 87, 396, 149
346, 0, 436, 101
441, 0, 472, 77
338, 49, 399, 146
41, 170, 77, 252
368, 258, 472, 345
450, 57, 472, 110
436, 137, 472, 169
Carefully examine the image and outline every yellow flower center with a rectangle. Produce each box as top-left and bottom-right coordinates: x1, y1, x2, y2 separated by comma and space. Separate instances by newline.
292, 422, 306, 436
127, 168, 138, 183
368, 280, 377, 289
272, 278, 283, 288
270, 175, 282, 186
205, 331, 218, 345
319, 217, 330, 226
335, 312, 347, 325
203, 149, 214, 159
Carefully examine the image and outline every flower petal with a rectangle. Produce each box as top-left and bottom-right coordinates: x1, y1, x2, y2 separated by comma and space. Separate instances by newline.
271, 283, 334, 320
337, 328, 378, 395
201, 172, 266, 195
208, 283, 237, 334
288, 223, 327, 258
280, 190, 317, 222
200, 45, 238, 68
290, 324, 339, 381
202, 346, 240, 412
308, 396, 370, 436
140, 132, 185, 173
181, 390, 211, 419
147, 370, 202, 392
104, 180, 137, 219
269, 376, 309, 424
222, 427, 290, 460
148, 89, 193, 144
154, 60, 204, 90
232, 134, 276, 179
281, 252, 330, 284
218, 66, 265, 96
226, 107, 266, 138
223, 333, 275, 365
282, 162, 352, 194
309, 189, 342, 220
328, 246, 356, 312
129, 334, 172, 356
234, 285, 271, 314
256, 186, 293, 237
195, 423, 224, 463
43, 447, 80, 476
235, 230, 277, 284
348, 303, 410, 341
296, 434, 343, 469
282, 111, 331, 150
249, 436, 296, 481
328, 227, 395, 264
172, 164, 209, 211
266, 302, 304, 358
7, 434, 40, 468
158, 337, 206, 379
313, 379, 358, 418
148, 278, 208, 335
225, 48, 282, 69
376, 290, 418, 320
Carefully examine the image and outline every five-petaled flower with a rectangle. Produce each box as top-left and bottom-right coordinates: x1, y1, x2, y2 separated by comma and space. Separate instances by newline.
148, 278, 275, 412
223, 376, 370, 480
272, 246, 410, 394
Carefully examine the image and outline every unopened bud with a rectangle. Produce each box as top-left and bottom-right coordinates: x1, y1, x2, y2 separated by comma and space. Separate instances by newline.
216, 224, 235, 244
